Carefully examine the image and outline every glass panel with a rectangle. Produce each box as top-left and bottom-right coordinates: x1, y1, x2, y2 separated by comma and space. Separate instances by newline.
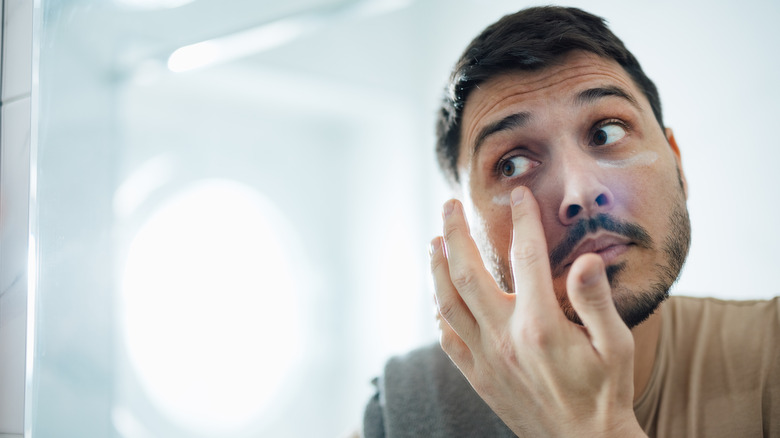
32, 1, 445, 436
28, 0, 780, 437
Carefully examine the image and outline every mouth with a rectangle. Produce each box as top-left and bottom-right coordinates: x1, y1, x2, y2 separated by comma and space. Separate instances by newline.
561, 234, 634, 271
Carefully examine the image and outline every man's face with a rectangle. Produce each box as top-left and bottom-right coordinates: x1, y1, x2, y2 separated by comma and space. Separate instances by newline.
456, 51, 691, 328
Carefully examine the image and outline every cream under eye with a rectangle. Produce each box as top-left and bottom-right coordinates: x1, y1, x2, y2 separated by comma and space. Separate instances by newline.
499, 155, 535, 178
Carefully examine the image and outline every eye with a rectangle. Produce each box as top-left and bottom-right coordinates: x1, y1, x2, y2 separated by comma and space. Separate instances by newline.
592, 123, 627, 146
499, 156, 536, 178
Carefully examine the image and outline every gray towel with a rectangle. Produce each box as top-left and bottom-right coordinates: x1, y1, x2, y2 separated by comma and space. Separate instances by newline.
363, 343, 516, 437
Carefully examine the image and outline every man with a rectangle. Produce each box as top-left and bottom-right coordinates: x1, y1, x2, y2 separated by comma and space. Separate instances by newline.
363, 6, 780, 437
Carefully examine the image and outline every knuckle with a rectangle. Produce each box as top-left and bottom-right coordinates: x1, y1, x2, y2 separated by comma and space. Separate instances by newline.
439, 329, 457, 353
429, 250, 447, 272
450, 267, 480, 292
515, 318, 552, 347
442, 221, 461, 241
436, 299, 459, 323
511, 241, 544, 267
574, 289, 612, 310
439, 331, 471, 366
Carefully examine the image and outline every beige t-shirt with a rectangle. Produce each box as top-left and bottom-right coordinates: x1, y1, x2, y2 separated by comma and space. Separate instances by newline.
634, 296, 780, 437
364, 296, 780, 437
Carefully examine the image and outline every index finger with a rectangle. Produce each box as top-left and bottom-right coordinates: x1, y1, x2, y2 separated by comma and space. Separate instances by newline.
509, 186, 562, 316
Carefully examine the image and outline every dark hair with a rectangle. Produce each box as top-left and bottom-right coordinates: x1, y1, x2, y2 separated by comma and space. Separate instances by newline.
435, 6, 664, 185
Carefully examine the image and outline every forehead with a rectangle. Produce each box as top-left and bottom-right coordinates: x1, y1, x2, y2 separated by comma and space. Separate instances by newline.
459, 51, 645, 159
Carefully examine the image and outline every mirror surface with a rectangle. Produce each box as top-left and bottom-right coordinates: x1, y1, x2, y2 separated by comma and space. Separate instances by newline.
30, 0, 780, 436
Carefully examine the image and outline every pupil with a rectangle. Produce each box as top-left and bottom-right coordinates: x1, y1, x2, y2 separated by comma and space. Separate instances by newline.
502, 161, 515, 176
594, 129, 607, 145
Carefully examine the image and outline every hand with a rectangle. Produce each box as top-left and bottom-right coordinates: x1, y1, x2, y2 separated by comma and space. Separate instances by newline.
429, 187, 646, 437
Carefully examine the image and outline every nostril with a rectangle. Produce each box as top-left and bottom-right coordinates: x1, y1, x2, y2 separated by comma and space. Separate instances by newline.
595, 193, 608, 206
566, 204, 581, 219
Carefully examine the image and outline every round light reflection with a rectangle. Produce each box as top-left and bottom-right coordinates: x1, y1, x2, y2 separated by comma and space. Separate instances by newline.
121, 179, 303, 434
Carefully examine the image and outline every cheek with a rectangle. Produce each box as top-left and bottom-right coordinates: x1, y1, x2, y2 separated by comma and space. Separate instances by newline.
467, 200, 514, 258
611, 161, 683, 230
484, 205, 513, 250
611, 172, 648, 208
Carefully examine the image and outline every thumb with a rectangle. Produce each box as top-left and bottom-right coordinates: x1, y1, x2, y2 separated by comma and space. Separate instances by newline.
567, 254, 632, 356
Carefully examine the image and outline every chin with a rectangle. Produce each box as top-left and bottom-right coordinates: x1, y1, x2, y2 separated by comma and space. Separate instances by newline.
561, 266, 670, 330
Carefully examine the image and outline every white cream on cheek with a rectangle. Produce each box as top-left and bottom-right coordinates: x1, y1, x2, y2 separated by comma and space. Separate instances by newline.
492, 193, 512, 206
595, 150, 658, 169
490, 151, 659, 206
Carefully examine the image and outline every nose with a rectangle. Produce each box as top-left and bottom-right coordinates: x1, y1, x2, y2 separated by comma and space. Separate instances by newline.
556, 156, 615, 225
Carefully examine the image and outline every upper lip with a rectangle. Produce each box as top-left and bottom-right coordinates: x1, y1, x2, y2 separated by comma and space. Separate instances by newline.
561, 233, 633, 268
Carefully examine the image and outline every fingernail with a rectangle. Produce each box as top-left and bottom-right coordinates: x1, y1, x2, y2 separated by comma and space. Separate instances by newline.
511, 187, 524, 206
443, 200, 456, 218
428, 239, 439, 257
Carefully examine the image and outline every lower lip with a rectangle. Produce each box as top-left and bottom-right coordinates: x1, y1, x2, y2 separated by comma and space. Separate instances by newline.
595, 244, 631, 264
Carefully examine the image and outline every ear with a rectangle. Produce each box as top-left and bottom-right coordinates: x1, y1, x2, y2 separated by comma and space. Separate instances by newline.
665, 127, 688, 199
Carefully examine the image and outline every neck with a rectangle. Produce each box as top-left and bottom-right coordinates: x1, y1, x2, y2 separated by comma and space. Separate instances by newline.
631, 303, 663, 402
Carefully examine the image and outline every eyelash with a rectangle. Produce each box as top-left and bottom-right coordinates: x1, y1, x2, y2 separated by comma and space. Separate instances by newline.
494, 150, 535, 179
590, 118, 630, 144
596, 118, 626, 128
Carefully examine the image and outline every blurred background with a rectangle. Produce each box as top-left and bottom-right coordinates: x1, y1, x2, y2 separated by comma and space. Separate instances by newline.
1, 0, 778, 436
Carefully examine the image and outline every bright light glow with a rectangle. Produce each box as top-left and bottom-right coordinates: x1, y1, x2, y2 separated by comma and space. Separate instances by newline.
115, 0, 194, 9
121, 179, 303, 434
167, 41, 221, 73
167, 20, 309, 73
165, 0, 417, 73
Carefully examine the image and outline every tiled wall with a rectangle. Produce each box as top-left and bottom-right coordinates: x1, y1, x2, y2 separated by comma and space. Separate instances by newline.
0, 0, 33, 436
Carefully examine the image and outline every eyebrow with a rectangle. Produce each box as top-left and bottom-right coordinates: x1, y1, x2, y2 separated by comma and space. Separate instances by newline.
471, 86, 640, 156
575, 85, 640, 109
472, 111, 532, 156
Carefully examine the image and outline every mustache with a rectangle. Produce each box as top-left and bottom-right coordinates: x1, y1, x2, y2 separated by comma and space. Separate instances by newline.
548, 214, 653, 277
